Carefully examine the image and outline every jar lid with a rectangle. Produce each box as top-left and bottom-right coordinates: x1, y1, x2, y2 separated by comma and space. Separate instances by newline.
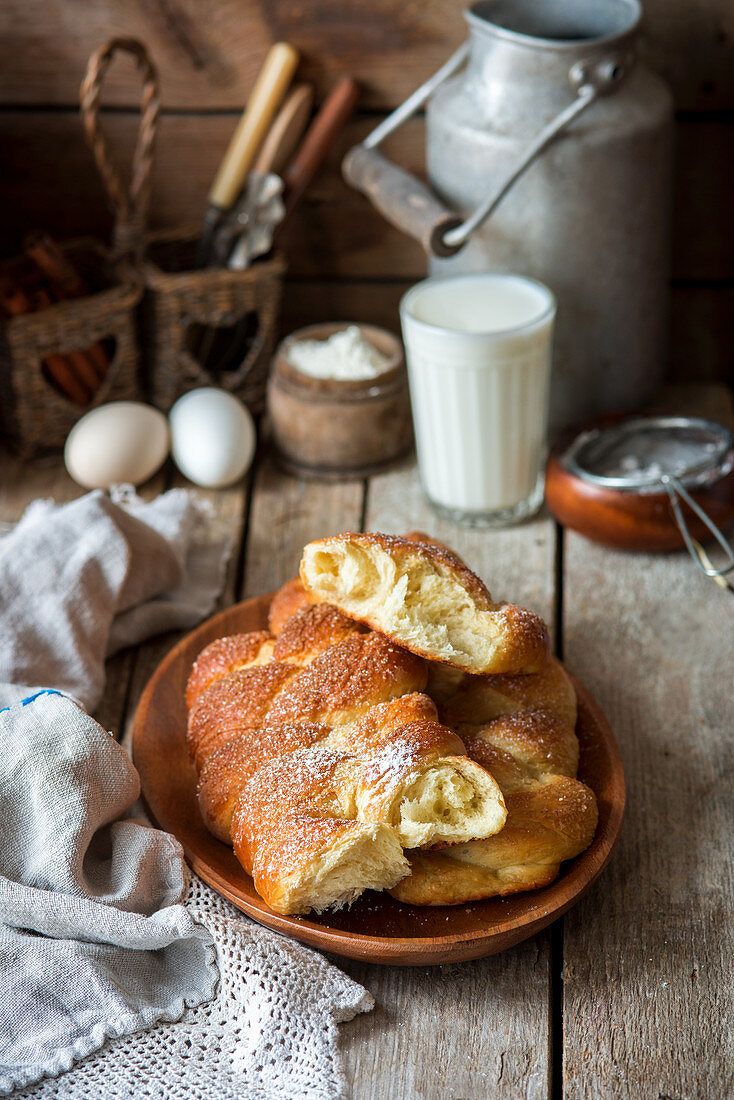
562, 416, 734, 493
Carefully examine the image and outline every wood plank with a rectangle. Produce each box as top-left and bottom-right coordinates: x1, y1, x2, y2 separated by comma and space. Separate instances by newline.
0, 448, 83, 520
336, 460, 557, 1100
0, 0, 464, 112
0, 0, 731, 111
242, 452, 364, 597
0, 111, 428, 278
561, 388, 734, 1096
340, 940, 552, 1100
640, 0, 734, 111
1, 111, 732, 283
670, 285, 734, 387
673, 120, 734, 282
281, 278, 410, 336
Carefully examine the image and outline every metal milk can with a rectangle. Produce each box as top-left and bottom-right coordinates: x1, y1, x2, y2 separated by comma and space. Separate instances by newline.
343, 0, 673, 430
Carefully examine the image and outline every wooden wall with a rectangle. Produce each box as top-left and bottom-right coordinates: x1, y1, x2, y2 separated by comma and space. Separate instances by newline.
1, 0, 732, 385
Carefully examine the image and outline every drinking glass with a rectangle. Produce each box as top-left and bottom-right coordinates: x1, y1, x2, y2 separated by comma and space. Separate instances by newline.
400, 273, 556, 526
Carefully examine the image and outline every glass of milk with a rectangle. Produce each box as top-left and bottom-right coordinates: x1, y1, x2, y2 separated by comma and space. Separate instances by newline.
400, 273, 556, 526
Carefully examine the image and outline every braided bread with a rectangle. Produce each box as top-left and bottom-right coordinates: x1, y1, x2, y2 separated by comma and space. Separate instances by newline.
389, 660, 598, 904
296, 531, 597, 904
186, 603, 508, 915
300, 532, 550, 674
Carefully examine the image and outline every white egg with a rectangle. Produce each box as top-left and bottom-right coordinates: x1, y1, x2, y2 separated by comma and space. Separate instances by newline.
64, 402, 169, 489
169, 388, 256, 488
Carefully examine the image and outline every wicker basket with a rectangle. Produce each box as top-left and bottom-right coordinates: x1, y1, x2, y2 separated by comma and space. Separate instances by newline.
0, 38, 159, 456
0, 242, 141, 455
140, 231, 285, 414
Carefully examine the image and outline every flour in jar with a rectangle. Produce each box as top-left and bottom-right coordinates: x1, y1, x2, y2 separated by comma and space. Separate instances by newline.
286, 326, 391, 381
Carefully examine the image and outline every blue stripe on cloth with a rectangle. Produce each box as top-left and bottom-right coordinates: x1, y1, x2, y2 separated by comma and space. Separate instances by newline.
0, 689, 62, 716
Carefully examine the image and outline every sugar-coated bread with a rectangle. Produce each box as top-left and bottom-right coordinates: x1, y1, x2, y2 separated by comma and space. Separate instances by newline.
390, 774, 598, 904
299, 532, 550, 674
389, 657, 598, 905
186, 603, 508, 915
186, 630, 274, 709
187, 532, 599, 914
231, 750, 410, 915
267, 577, 314, 634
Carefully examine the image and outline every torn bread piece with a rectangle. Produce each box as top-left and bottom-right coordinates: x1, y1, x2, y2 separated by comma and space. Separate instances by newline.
300, 532, 549, 674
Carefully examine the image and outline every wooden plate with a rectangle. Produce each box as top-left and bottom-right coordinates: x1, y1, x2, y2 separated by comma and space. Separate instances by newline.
133, 594, 625, 966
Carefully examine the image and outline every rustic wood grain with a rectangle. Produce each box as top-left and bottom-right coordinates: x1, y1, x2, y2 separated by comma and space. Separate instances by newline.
0, 111, 731, 283
0, 0, 466, 111
281, 278, 409, 335
339, 941, 552, 1100
669, 285, 734, 386
242, 451, 365, 597
0, 0, 731, 111
0, 111, 427, 278
3, 383, 730, 1094
334, 459, 559, 1099
560, 387, 734, 1097
561, 535, 734, 1097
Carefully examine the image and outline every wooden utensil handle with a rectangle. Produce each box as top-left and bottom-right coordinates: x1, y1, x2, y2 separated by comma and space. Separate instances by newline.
342, 144, 463, 258
253, 82, 313, 177
208, 42, 299, 210
281, 76, 360, 221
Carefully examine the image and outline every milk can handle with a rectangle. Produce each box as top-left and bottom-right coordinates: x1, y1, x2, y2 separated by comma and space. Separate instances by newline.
343, 47, 628, 257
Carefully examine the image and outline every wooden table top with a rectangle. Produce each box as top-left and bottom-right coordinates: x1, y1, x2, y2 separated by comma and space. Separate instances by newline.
2, 382, 732, 1099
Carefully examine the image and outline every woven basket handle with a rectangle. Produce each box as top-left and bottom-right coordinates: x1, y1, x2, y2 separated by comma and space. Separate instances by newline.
80, 38, 160, 260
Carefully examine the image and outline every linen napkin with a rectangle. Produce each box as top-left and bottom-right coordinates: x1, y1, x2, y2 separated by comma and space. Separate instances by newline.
0, 487, 231, 711
0, 691, 218, 1095
0, 488, 373, 1098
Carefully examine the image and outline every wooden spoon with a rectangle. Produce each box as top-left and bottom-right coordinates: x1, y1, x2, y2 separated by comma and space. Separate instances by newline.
253, 83, 314, 177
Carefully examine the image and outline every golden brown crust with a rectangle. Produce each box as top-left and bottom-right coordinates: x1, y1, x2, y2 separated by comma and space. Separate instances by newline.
271, 602, 365, 666
435, 658, 577, 727
265, 633, 428, 730
187, 662, 299, 768
390, 775, 598, 905
390, 650, 597, 904
331, 693, 448, 754
197, 723, 329, 842
186, 630, 273, 708
187, 530, 597, 914
231, 749, 363, 905
267, 578, 315, 635
302, 530, 495, 611
460, 710, 579, 793
299, 532, 550, 675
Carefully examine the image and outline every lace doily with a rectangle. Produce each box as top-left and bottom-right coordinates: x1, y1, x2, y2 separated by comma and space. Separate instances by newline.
17, 877, 372, 1100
